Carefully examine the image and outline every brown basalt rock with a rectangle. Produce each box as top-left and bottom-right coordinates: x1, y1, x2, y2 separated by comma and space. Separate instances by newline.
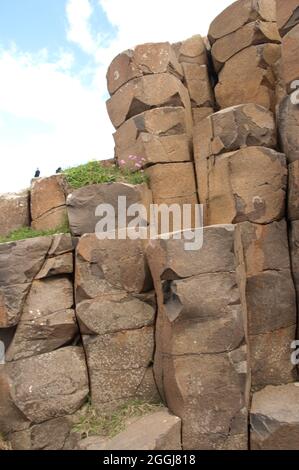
251, 384, 299, 449
288, 161, 299, 220
106, 73, 192, 129
193, 104, 276, 161
289, 220, 299, 307
235, 220, 297, 390
83, 327, 155, 413
277, 0, 299, 37
197, 146, 286, 226
215, 44, 281, 111
208, 0, 277, 45
0, 191, 30, 238
6, 277, 77, 361
182, 64, 214, 108
107, 43, 183, 96
146, 226, 249, 450
77, 410, 181, 450
75, 234, 152, 300
211, 21, 280, 72
67, 182, 152, 237
1, 347, 88, 426
35, 252, 73, 279
0, 236, 53, 327
278, 95, 299, 163
31, 175, 70, 230
172, 35, 207, 65
192, 107, 214, 126
113, 107, 192, 169
281, 24, 299, 93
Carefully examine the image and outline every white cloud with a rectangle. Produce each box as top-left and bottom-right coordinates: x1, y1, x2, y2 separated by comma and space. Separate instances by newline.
0, 0, 234, 193
66, 0, 96, 54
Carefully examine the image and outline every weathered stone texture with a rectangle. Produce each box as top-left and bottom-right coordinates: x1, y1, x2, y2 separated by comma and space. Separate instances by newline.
106, 73, 192, 129
277, 0, 299, 37
0, 191, 30, 238
67, 182, 152, 237
235, 221, 297, 391
278, 95, 299, 163
113, 107, 192, 169
281, 24, 299, 93
172, 36, 207, 65
215, 44, 281, 111
31, 175, 70, 231
107, 42, 183, 95
251, 384, 299, 449
196, 146, 286, 226
147, 226, 249, 450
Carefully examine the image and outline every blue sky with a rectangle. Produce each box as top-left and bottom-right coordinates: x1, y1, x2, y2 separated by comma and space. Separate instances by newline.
0, 0, 233, 193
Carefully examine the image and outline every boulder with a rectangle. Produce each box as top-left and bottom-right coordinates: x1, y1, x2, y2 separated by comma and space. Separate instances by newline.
75, 234, 152, 301
107, 42, 183, 95
193, 104, 276, 161
235, 221, 297, 390
211, 20, 280, 71
278, 95, 299, 163
0, 191, 30, 238
197, 146, 286, 226
2, 347, 88, 425
6, 277, 77, 361
106, 73, 192, 129
113, 107, 192, 169
172, 35, 207, 65
251, 384, 299, 449
0, 236, 52, 327
182, 64, 214, 108
30, 175, 69, 231
208, 0, 276, 44
77, 410, 181, 450
276, 0, 299, 37
215, 44, 281, 111
146, 226, 249, 450
288, 160, 299, 220
67, 182, 152, 237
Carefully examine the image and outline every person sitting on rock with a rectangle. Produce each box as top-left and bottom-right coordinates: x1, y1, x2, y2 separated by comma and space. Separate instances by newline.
34, 168, 40, 178
56, 167, 62, 174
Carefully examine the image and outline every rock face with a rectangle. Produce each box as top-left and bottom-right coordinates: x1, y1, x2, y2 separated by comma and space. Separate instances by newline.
215, 44, 280, 111
31, 175, 70, 231
0, 347, 88, 431
278, 96, 299, 164
251, 384, 299, 449
235, 220, 297, 390
75, 234, 158, 413
107, 43, 183, 96
172, 36, 207, 65
281, 24, 299, 92
67, 182, 152, 237
0, 191, 30, 238
113, 107, 192, 169
106, 74, 192, 129
276, 0, 299, 37
147, 226, 249, 450
78, 409, 181, 450
196, 146, 286, 226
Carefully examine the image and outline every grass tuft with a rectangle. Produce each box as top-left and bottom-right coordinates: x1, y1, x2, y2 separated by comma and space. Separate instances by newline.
73, 398, 163, 440
0, 221, 70, 244
63, 161, 148, 190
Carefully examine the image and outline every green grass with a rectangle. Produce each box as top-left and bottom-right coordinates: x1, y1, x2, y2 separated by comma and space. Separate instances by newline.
73, 399, 163, 440
0, 221, 70, 244
63, 161, 148, 190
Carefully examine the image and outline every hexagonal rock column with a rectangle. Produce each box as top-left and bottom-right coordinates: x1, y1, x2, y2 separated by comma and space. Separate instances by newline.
146, 225, 249, 450
66, 182, 152, 237
172, 35, 214, 126
0, 190, 30, 238
0, 347, 89, 445
250, 383, 299, 449
113, 107, 192, 170
30, 175, 70, 231
75, 233, 159, 414
106, 73, 192, 130
235, 220, 297, 391
106, 42, 183, 96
